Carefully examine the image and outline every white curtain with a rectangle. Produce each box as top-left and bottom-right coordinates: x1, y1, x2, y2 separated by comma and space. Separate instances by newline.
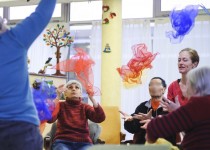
120, 19, 153, 140
120, 19, 210, 140
28, 23, 69, 75
89, 21, 102, 103
152, 20, 210, 87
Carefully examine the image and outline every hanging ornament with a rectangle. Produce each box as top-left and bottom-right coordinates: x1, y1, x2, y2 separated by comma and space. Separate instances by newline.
110, 12, 116, 19
103, 43, 111, 53
103, 18, 109, 24
102, 4, 117, 25
103, 5, 110, 12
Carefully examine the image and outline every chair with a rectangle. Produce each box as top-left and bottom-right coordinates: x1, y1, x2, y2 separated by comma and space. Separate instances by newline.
43, 121, 104, 150
99, 106, 121, 144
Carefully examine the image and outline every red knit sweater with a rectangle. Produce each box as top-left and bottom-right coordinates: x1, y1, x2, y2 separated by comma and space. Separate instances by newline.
48, 97, 105, 143
167, 79, 188, 106
147, 95, 210, 150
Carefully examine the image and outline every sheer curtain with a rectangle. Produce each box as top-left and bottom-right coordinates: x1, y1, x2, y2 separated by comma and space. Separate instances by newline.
87, 19, 210, 141
121, 19, 210, 140
120, 19, 153, 140
89, 21, 102, 103
152, 20, 210, 87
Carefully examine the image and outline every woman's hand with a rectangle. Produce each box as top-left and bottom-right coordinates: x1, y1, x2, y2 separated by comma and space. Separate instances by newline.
119, 110, 133, 121
161, 96, 180, 112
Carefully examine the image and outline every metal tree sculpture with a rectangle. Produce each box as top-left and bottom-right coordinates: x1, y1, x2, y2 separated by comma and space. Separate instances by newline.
43, 24, 73, 76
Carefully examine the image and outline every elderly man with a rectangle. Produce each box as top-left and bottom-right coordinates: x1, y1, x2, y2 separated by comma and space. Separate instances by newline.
120, 77, 176, 145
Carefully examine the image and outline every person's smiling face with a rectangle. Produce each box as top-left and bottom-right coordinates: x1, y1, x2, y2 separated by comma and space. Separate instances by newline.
178, 51, 196, 74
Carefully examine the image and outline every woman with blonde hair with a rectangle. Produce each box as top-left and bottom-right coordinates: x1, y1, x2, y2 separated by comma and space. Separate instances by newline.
162, 48, 200, 112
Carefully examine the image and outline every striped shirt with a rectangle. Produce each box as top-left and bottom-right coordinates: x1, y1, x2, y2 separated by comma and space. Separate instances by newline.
147, 95, 210, 150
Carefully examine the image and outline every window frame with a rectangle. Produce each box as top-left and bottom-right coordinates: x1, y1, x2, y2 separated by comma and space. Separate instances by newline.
4, 3, 67, 25
154, 0, 210, 17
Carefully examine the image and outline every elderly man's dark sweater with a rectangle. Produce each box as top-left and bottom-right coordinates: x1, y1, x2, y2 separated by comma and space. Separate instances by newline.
124, 100, 176, 145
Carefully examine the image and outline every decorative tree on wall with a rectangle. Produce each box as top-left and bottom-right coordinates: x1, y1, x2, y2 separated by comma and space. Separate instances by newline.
43, 24, 73, 76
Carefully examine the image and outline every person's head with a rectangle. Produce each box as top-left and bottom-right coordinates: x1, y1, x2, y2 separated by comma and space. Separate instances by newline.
64, 80, 82, 99
0, 17, 8, 34
178, 48, 199, 74
185, 66, 210, 99
149, 77, 167, 99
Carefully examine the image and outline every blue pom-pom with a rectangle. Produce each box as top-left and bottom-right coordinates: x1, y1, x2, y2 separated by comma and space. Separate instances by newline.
32, 80, 57, 121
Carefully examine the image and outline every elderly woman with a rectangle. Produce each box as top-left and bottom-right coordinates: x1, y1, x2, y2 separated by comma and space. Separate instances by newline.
145, 67, 210, 150
48, 80, 105, 150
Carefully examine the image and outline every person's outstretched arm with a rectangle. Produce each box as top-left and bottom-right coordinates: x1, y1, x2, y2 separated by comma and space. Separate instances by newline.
11, 0, 56, 49
86, 96, 106, 123
146, 104, 193, 143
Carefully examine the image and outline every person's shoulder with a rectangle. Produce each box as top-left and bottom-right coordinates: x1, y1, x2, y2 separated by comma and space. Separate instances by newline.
170, 79, 180, 85
168, 79, 180, 88
189, 95, 210, 103
137, 100, 149, 108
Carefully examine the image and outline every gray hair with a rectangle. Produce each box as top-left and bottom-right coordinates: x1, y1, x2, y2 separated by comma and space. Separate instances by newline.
65, 80, 82, 91
187, 66, 210, 97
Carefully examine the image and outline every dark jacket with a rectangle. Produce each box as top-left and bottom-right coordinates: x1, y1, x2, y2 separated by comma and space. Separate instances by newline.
124, 99, 176, 145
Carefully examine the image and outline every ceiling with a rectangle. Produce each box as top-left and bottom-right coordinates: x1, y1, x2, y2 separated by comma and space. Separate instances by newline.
0, 0, 95, 7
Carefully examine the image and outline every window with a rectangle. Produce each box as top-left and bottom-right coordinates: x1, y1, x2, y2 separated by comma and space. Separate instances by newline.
70, 25, 92, 44
161, 0, 210, 11
155, 0, 210, 17
0, 7, 3, 17
10, 4, 61, 20
70, 1, 102, 21
122, 0, 153, 19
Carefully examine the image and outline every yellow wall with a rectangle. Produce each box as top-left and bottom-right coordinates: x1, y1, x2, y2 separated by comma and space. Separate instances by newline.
100, 0, 122, 144
101, 0, 122, 107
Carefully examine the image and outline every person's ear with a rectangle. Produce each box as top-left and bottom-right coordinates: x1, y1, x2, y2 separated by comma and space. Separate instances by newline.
192, 62, 198, 68
162, 87, 166, 94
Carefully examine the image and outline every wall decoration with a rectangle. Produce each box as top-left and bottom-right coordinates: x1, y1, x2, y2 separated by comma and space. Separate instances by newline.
43, 24, 73, 76
103, 18, 109, 24
110, 12, 116, 19
38, 57, 52, 74
102, 4, 117, 24
103, 43, 111, 53
102, 5, 110, 12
